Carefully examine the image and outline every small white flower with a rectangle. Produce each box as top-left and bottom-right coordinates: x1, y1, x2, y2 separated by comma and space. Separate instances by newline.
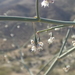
11, 44, 15, 47
63, 65, 70, 72
5, 25, 8, 28
31, 46, 36, 51
41, 0, 49, 8
22, 52, 24, 56
10, 33, 14, 37
30, 39, 44, 51
4, 13, 7, 16
48, 32, 52, 36
54, 28, 60, 31
4, 55, 7, 58
71, 34, 75, 39
66, 65, 70, 68
63, 67, 68, 72
3, 38, 7, 41
48, 37, 55, 44
38, 42, 44, 47
72, 41, 75, 43
72, 41, 75, 46
17, 25, 20, 28
31, 39, 34, 45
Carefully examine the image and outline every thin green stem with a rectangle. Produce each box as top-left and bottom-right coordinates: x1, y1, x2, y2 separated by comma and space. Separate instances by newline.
40, 18, 75, 25
37, 25, 67, 33
0, 16, 75, 26
59, 47, 75, 59
36, 45, 75, 75
37, 55, 56, 75
59, 28, 71, 56
44, 57, 58, 75
0, 16, 38, 21
21, 61, 34, 75
36, 0, 40, 19
20, 50, 34, 75
43, 29, 70, 75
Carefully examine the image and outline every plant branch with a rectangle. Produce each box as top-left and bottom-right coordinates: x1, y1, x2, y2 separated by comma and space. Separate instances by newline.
20, 50, 34, 75
40, 18, 75, 25
0, 16, 38, 21
0, 16, 75, 26
44, 57, 58, 75
36, 0, 40, 19
58, 28, 71, 56
37, 25, 67, 33
59, 47, 75, 59
37, 54, 57, 75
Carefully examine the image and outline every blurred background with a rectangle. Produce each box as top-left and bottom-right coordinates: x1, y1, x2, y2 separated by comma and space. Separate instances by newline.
0, 0, 75, 75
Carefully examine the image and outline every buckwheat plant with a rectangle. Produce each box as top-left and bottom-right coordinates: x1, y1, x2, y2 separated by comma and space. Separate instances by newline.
0, 0, 75, 75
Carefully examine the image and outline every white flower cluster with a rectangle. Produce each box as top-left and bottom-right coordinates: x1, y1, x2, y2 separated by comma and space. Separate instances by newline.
48, 37, 55, 44
72, 41, 75, 46
30, 32, 55, 51
30, 39, 44, 51
71, 34, 75, 39
54, 28, 61, 31
48, 32, 55, 44
41, 0, 54, 8
63, 65, 70, 72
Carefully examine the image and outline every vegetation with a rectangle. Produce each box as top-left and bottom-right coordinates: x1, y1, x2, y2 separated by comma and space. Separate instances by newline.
0, 0, 75, 75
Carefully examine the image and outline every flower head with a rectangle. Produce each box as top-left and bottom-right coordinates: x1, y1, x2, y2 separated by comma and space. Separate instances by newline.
48, 32, 52, 36
30, 38, 44, 51
38, 42, 44, 47
48, 37, 55, 44
41, 0, 49, 8
63, 65, 70, 72
41, 0, 54, 8
31, 39, 34, 45
3, 38, 7, 41
5, 25, 8, 28
17, 25, 20, 28
10, 33, 14, 37
11, 44, 15, 47
72, 41, 75, 46
31, 46, 36, 51
4, 55, 7, 58
54, 28, 61, 31
71, 34, 75, 39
